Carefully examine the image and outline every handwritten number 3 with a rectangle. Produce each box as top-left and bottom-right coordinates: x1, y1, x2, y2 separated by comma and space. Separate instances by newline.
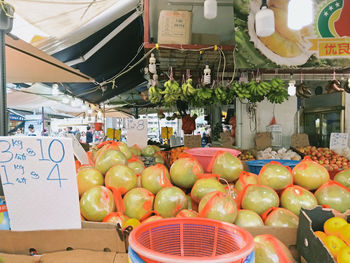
0, 140, 13, 163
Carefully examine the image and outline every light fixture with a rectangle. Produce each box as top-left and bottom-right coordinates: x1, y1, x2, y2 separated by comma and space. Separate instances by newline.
149, 53, 156, 74
288, 73, 296, 96
87, 106, 93, 115
204, 0, 217, 20
255, 0, 275, 37
52, 83, 59, 96
288, 0, 313, 30
62, 95, 70, 104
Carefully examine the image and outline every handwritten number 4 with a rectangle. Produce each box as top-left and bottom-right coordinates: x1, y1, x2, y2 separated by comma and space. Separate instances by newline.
47, 164, 67, 188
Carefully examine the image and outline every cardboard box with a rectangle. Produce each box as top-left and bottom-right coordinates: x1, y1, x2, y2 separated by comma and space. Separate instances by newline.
291, 134, 310, 148
297, 206, 350, 263
255, 132, 272, 150
158, 10, 192, 44
184, 135, 201, 148
192, 33, 220, 45
0, 221, 128, 263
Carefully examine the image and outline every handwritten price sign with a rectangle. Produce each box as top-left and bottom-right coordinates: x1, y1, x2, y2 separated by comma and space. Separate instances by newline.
127, 119, 148, 148
330, 133, 349, 150
0, 137, 81, 231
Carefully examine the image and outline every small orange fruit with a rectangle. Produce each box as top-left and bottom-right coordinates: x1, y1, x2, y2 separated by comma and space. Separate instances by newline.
339, 224, 350, 246
337, 246, 350, 263
324, 235, 347, 259
324, 217, 348, 236
314, 231, 328, 243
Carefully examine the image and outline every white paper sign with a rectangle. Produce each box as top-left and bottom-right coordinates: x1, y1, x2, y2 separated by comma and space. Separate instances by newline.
67, 134, 89, 165
330, 133, 349, 150
127, 119, 148, 149
0, 136, 81, 231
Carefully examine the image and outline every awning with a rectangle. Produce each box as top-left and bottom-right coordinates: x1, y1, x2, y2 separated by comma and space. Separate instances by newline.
6, 35, 94, 83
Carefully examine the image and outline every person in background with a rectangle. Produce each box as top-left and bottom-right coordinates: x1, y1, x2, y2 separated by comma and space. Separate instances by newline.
14, 128, 23, 136
67, 127, 74, 134
42, 128, 48, 136
86, 126, 93, 143
75, 128, 81, 141
27, 125, 36, 136
80, 131, 87, 143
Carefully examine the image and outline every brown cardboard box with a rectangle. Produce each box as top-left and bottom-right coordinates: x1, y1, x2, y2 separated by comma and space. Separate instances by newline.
255, 132, 271, 150
291, 134, 310, 148
158, 10, 192, 44
184, 135, 201, 148
0, 253, 40, 263
297, 206, 350, 263
192, 33, 220, 45
0, 221, 128, 262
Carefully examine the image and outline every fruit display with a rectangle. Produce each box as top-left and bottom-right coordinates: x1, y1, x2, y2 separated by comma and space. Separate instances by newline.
257, 147, 301, 160
127, 158, 145, 175
148, 75, 289, 107
315, 182, 350, 213
313, 217, 350, 262
95, 147, 127, 175
335, 169, 350, 189
169, 146, 189, 165
235, 171, 259, 192
210, 152, 243, 182
292, 156, 330, 190
102, 212, 129, 226
80, 186, 116, 222
141, 145, 157, 157
141, 164, 171, 194
77, 167, 104, 196
123, 188, 154, 220
280, 185, 318, 215
105, 164, 137, 195
190, 176, 225, 203
176, 209, 198, 218
170, 157, 203, 188
258, 161, 293, 191
238, 150, 256, 161
234, 209, 264, 227
240, 185, 280, 215
296, 146, 350, 171
154, 186, 188, 218
198, 191, 238, 223
254, 234, 296, 263
262, 207, 299, 228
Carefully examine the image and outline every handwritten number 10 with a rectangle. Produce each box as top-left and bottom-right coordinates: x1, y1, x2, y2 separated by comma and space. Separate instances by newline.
37, 139, 65, 163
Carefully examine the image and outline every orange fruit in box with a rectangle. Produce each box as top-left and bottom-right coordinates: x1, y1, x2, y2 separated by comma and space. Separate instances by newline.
314, 231, 328, 243
338, 246, 350, 263
324, 217, 348, 236
339, 224, 350, 246
324, 235, 347, 259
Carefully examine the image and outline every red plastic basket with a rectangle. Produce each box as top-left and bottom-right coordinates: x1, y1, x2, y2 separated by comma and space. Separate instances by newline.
185, 148, 241, 172
128, 218, 254, 263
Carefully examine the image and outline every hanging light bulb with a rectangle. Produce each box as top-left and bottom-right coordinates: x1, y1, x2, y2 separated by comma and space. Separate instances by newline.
203, 64, 211, 85
204, 0, 217, 20
87, 105, 93, 115
149, 53, 156, 74
62, 95, 70, 104
52, 83, 59, 96
288, 73, 296, 96
255, 0, 275, 37
288, 0, 313, 30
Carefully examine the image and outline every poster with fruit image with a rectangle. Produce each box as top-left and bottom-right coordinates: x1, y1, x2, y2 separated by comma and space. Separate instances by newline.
235, 0, 350, 68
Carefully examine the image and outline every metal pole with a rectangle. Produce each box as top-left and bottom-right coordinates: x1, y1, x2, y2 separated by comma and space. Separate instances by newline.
0, 30, 7, 136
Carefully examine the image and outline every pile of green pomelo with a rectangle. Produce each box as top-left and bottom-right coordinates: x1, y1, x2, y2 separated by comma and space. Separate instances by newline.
77, 141, 350, 262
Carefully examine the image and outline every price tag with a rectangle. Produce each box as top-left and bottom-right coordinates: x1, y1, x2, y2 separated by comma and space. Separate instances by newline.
330, 133, 349, 150
161, 127, 173, 139
67, 134, 89, 165
127, 119, 148, 149
0, 136, 81, 231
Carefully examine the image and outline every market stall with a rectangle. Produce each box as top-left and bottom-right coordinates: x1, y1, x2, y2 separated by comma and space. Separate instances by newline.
1, 0, 350, 263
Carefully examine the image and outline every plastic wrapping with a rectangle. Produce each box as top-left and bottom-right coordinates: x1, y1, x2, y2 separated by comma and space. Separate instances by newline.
262, 207, 299, 227
123, 188, 155, 220
154, 186, 188, 218
141, 164, 172, 195
235, 171, 258, 192
170, 157, 204, 188
315, 181, 350, 213
208, 151, 243, 182
258, 161, 293, 191
191, 174, 225, 203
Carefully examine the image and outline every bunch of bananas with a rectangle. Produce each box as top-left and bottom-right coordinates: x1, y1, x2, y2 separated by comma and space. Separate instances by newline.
232, 82, 251, 100
192, 86, 212, 106
148, 85, 163, 104
161, 79, 183, 104
213, 85, 227, 103
249, 80, 272, 96
181, 78, 196, 98
267, 77, 289, 104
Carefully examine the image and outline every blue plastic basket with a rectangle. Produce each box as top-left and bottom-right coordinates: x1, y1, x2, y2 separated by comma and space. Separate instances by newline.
245, 159, 300, 174
128, 246, 255, 263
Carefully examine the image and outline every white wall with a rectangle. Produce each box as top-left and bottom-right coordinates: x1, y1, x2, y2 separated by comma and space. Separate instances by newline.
239, 97, 298, 149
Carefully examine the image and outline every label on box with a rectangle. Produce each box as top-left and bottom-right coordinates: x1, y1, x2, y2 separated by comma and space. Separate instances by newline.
0, 136, 81, 231
330, 133, 349, 150
127, 119, 148, 149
